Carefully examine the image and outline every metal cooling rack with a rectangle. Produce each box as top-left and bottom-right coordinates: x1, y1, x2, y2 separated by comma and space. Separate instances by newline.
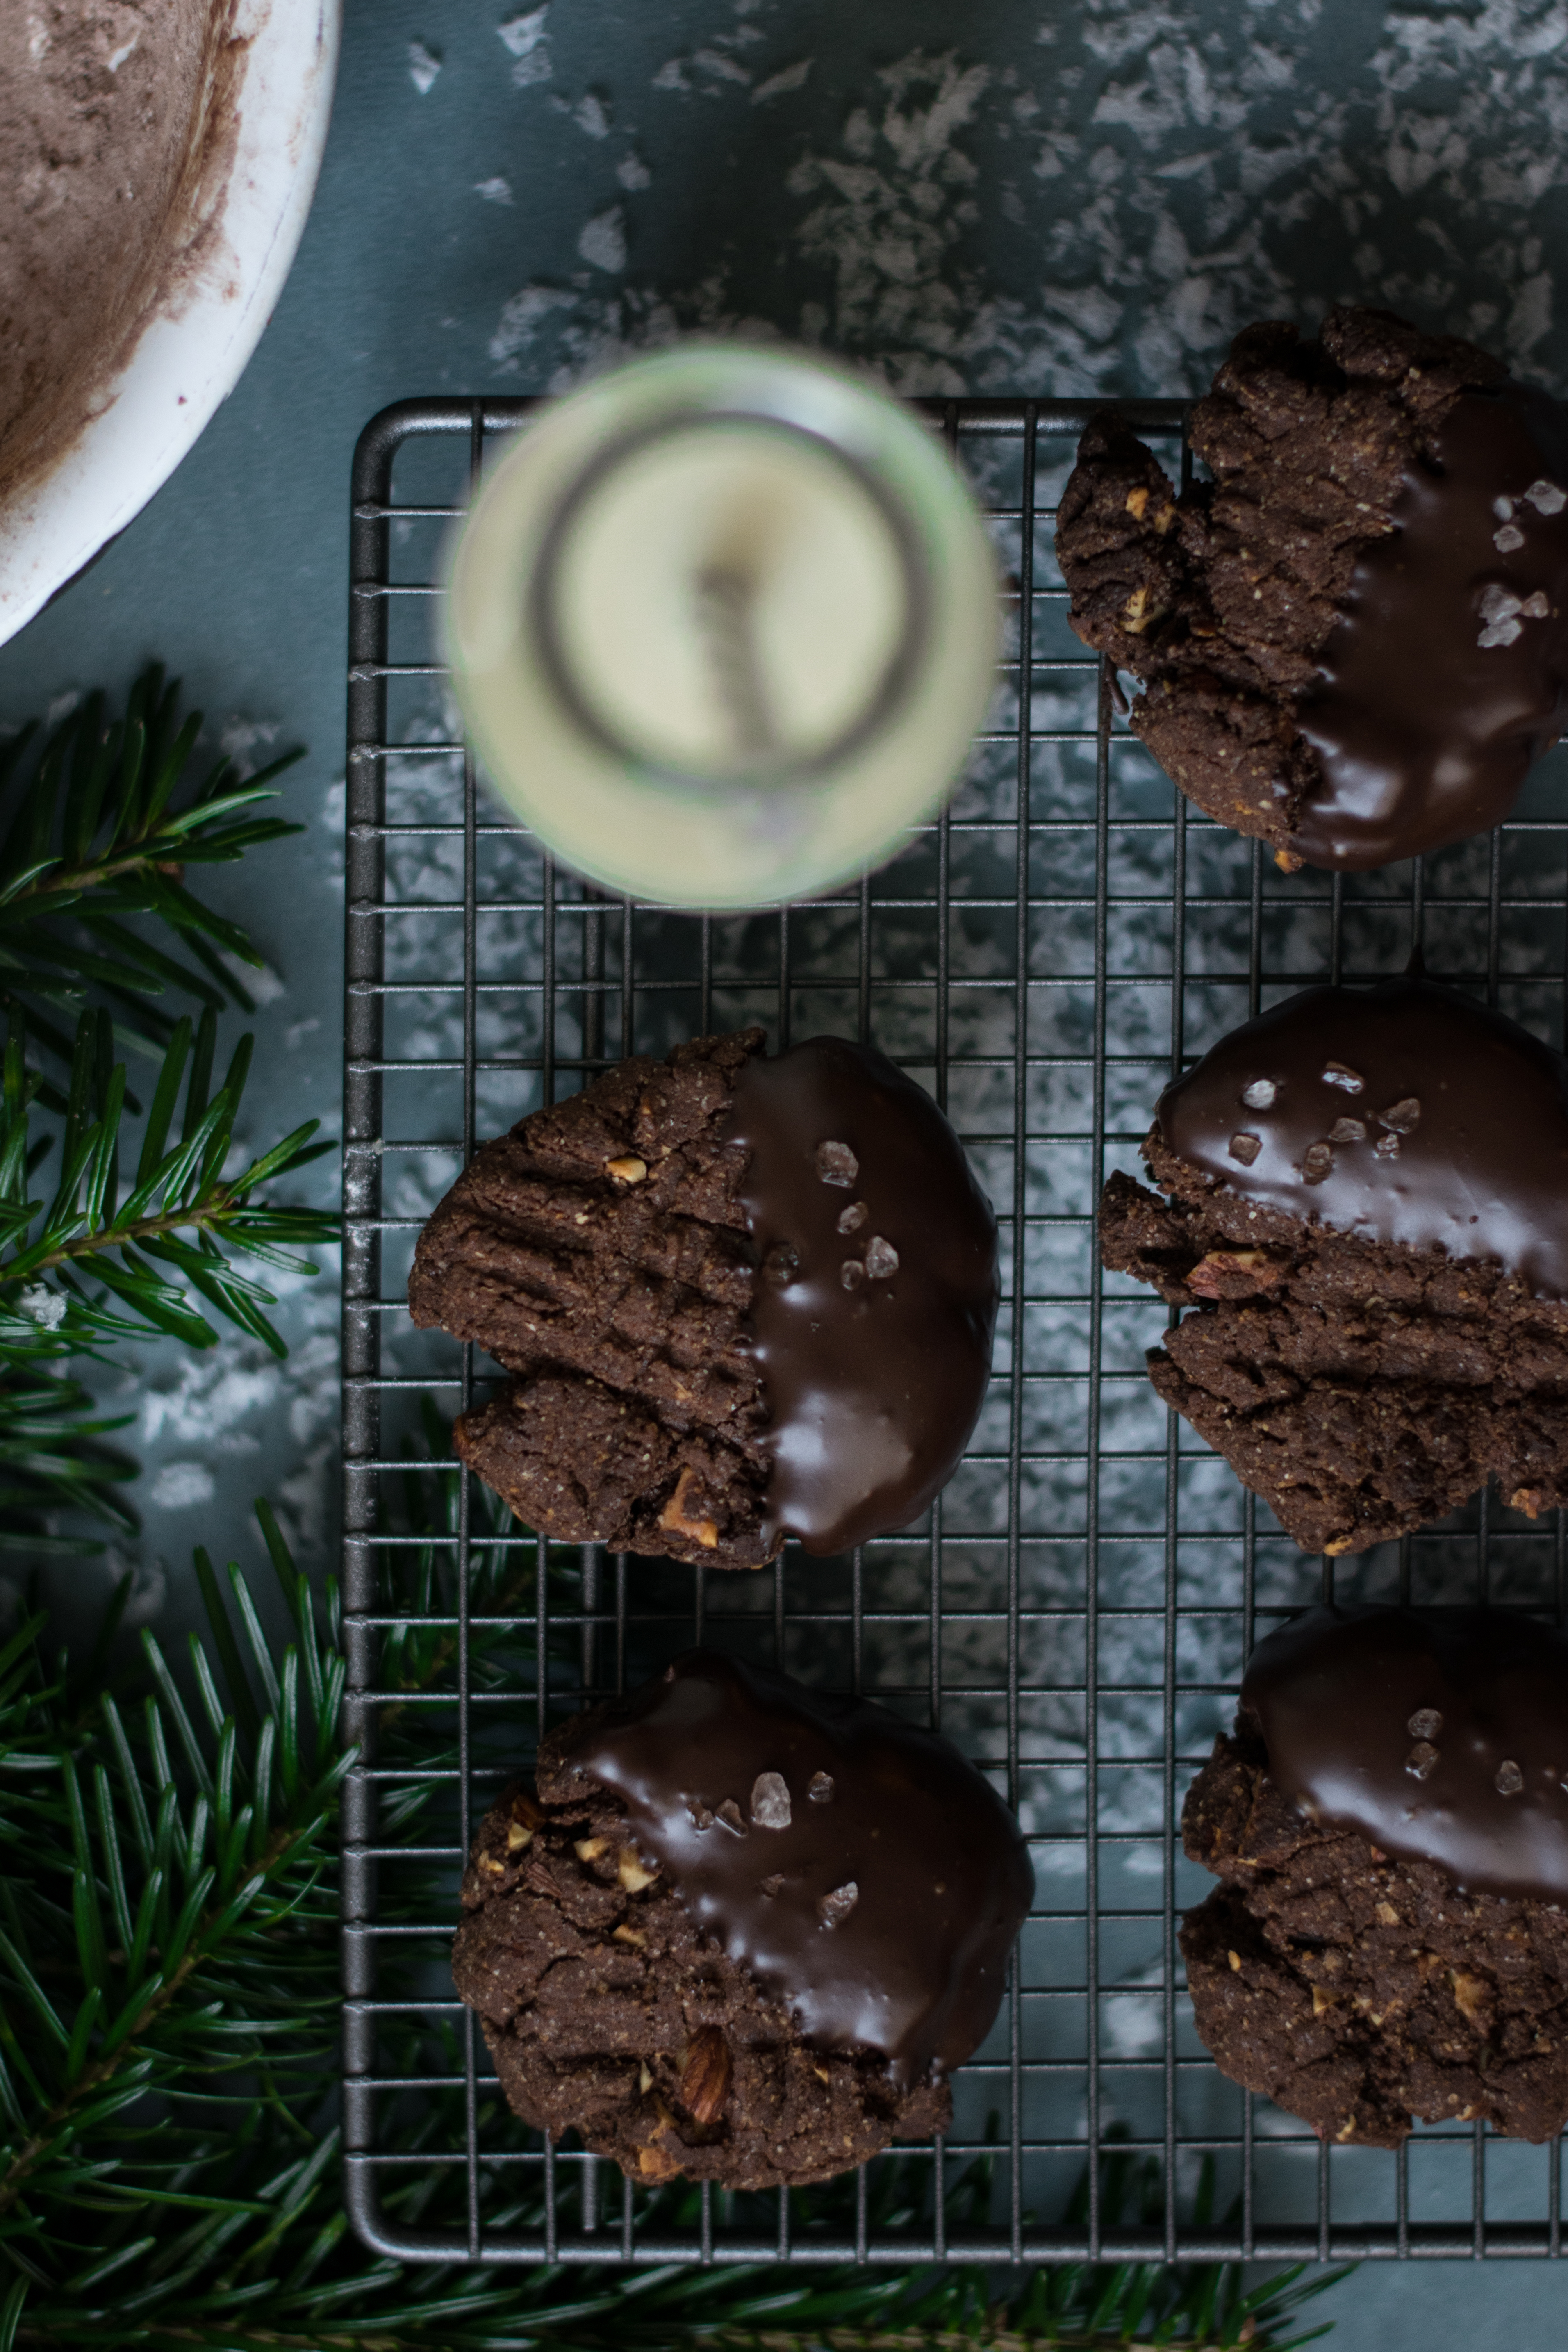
341, 394, 1568, 2268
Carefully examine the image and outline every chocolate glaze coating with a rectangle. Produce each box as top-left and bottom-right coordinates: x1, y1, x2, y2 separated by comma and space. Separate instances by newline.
554, 1649, 1034, 2085
1242, 1605, 1568, 1903
1157, 976, 1568, 1298
1296, 385, 1568, 870
725, 1038, 999, 1555
1056, 308, 1568, 874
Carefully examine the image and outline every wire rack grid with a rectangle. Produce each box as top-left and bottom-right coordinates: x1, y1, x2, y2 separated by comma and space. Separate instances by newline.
341, 393, 1568, 2269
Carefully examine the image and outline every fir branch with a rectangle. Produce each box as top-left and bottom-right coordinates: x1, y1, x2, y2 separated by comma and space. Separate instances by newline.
0, 1368, 135, 1552
0, 668, 302, 1104
0, 1006, 335, 1364
0, 1002, 334, 1553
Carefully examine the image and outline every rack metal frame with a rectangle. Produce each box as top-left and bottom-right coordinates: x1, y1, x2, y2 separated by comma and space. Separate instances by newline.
341, 394, 1568, 2266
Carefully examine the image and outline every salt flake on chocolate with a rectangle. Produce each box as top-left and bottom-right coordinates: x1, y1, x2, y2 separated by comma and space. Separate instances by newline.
1479, 583, 1525, 647
1525, 479, 1567, 514
750, 1771, 792, 1830
864, 1235, 899, 1280
815, 1141, 859, 1186
817, 1880, 859, 1926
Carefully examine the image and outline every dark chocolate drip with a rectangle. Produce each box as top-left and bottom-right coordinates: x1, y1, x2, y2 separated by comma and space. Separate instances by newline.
724, 1038, 998, 1555
1242, 1605, 1568, 1903
1295, 383, 1568, 871
560, 1651, 1034, 2083
1157, 976, 1568, 1297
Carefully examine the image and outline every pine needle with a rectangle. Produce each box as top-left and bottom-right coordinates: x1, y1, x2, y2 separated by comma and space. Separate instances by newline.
0, 672, 302, 1111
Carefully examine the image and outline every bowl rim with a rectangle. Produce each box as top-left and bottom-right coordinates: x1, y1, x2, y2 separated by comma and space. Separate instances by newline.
0, 0, 343, 651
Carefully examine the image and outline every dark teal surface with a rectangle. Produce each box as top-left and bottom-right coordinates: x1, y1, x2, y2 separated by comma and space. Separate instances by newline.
3, 4, 1568, 2326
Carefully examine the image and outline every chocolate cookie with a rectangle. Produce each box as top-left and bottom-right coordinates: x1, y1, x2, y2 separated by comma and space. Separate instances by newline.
1181, 1606, 1568, 2148
1056, 304, 1568, 872
452, 1651, 1034, 2188
408, 1029, 998, 1566
1101, 974, 1568, 1553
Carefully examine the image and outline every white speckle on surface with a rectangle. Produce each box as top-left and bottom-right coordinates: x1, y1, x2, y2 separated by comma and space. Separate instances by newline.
1509, 271, 1553, 359
694, 47, 751, 87
149, 1461, 216, 1511
752, 59, 812, 104
107, 34, 139, 72
94, 1553, 166, 1631
578, 206, 627, 272
617, 152, 651, 189
490, 282, 578, 362
1526, 479, 1568, 515
1494, 522, 1526, 551
284, 1015, 321, 1051
498, 6, 551, 86
652, 58, 690, 91
143, 1355, 279, 1450
498, 7, 547, 56
218, 717, 280, 778
321, 777, 346, 897
219, 950, 286, 1006
407, 40, 441, 95
475, 176, 514, 204
18, 1285, 66, 1330
575, 93, 610, 138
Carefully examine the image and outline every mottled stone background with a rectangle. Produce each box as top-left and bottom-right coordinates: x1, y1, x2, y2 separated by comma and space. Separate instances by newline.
4, 2, 1568, 2336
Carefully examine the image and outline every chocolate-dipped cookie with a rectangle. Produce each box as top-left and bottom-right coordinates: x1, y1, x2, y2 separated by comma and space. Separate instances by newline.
452, 1651, 1034, 2188
1056, 304, 1568, 872
1101, 974, 1568, 1554
1182, 1605, 1568, 2147
408, 1029, 998, 1566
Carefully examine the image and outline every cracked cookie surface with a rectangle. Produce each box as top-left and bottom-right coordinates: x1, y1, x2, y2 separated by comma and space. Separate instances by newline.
408, 1029, 773, 1568
1182, 1724, 1568, 2147
1057, 304, 1568, 871
451, 1734, 949, 2190
1099, 978, 1568, 1554
409, 1027, 999, 1567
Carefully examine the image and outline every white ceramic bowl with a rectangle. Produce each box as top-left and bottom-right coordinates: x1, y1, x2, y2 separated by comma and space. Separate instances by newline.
0, 0, 341, 650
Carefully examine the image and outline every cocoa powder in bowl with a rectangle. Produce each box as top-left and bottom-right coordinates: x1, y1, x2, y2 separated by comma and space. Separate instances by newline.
0, 0, 237, 500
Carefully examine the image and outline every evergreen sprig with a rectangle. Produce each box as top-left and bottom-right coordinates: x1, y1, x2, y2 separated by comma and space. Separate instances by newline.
0, 1002, 334, 1555
0, 1006, 333, 1361
0, 1491, 1343, 2352
0, 668, 301, 1104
